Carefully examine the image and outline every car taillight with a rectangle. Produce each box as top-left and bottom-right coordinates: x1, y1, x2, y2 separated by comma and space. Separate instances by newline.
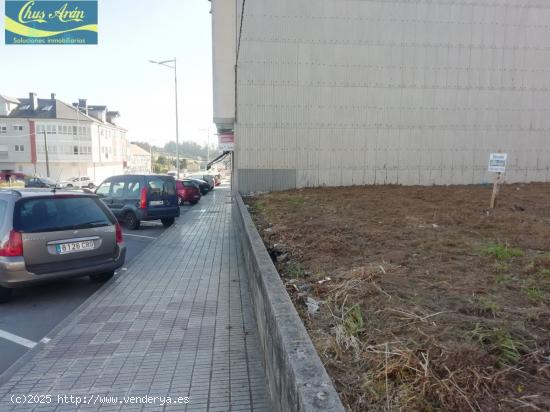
140, 187, 147, 209
0, 230, 23, 257
115, 223, 124, 244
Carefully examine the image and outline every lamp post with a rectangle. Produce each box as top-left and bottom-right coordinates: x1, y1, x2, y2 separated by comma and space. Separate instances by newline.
149, 58, 180, 178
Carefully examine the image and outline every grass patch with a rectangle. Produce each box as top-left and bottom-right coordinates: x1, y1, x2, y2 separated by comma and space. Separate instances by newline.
469, 323, 524, 366
477, 296, 500, 317
287, 195, 305, 207
483, 243, 523, 260
522, 285, 545, 304
286, 261, 307, 278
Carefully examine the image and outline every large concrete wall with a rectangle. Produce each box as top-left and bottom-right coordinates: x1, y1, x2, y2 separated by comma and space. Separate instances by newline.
234, 0, 550, 193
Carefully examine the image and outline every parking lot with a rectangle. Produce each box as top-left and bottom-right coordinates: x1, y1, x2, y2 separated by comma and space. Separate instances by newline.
0, 202, 197, 374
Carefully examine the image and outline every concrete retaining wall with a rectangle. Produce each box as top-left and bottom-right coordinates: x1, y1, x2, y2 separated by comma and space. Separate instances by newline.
232, 194, 345, 412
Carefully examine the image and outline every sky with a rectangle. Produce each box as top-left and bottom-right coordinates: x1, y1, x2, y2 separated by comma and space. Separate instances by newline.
0, 0, 215, 147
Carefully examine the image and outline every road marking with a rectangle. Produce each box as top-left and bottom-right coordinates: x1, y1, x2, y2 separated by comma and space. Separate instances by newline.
40, 337, 51, 344
122, 233, 157, 240
0, 329, 37, 348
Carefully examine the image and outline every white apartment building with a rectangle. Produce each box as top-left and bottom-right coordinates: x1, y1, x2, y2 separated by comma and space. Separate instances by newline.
210, 0, 550, 193
0, 93, 128, 183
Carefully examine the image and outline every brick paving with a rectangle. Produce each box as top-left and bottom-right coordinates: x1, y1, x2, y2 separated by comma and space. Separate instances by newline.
0, 186, 271, 411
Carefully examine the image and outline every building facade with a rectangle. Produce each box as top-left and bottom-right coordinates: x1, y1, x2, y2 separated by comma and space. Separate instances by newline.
0, 93, 128, 183
126, 143, 152, 174
210, 0, 550, 193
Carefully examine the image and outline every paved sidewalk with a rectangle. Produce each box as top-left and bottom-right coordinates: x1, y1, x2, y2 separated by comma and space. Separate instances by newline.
0, 186, 271, 411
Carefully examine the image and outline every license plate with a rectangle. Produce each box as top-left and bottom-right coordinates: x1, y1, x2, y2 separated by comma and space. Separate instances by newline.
56, 240, 95, 254
150, 200, 164, 206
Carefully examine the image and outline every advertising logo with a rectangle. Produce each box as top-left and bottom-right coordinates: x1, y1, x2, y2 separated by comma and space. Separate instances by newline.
5, 1, 98, 45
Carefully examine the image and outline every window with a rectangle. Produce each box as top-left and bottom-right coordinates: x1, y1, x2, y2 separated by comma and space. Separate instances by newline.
125, 179, 142, 199
14, 145, 25, 152
36, 125, 44, 133
13, 197, 113, 233
41, 105, 53, 111
0, 126, 6, 134
0, 145, 8, 159
95, 181, 112, 196
110, 180, 125, 198
13, 125, 23, 131
73, 146, 79, 155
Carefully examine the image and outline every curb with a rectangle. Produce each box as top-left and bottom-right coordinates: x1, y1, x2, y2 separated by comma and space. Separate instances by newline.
233, 194, 345, 412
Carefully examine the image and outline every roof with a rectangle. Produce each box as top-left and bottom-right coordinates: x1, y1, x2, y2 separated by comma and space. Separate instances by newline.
0, 93, 125, 128
0, 95, 20, 104
129, 144, 151, 157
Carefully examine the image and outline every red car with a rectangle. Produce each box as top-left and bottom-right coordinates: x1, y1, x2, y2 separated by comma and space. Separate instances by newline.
175, 180, 201, 205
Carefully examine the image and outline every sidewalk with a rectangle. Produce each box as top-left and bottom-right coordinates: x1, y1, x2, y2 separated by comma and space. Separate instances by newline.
0, 186, 271, 411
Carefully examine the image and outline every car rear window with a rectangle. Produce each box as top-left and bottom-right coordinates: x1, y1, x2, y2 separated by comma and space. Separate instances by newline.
147, 177, 176, 200
14, 196, 114, 233
182, 181, 195, 188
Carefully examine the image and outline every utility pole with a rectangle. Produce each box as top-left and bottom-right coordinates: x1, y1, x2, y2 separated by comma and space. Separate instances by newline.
43, 131, 50, 177
149, 58, 180, 178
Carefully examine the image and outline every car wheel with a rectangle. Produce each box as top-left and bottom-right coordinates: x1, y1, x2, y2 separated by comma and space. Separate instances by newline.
90, 271, 115, 283
88, 183, 94, 189
124, 212, 140, 230
190, 200, 198, 205
161, 217, 175, 227
67, 184, 73, 188
0, 287, 13, 303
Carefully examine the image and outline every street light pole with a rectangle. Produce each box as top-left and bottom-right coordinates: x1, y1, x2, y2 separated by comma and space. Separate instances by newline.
43, 131, 50, 177
149, 58, 180, 178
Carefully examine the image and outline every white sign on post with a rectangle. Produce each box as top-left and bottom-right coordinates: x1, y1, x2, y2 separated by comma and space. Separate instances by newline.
488, 153, 507, 173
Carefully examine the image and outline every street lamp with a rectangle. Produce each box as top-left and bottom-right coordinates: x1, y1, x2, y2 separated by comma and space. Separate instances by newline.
149, 58, 180, 178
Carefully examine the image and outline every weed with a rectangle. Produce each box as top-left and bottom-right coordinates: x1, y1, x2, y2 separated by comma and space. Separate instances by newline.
540, 268, 550, 277
494, 273, 514, 285
492, 261, 509, 273
477, 296, 499, 317
287, 195, 305, 207
286, 261, 306, 278
522, 285, 545, 304
468, 323, 524, 366
343, 304, 365, 336
483, 243, 523, 260
251, 200, 266, 214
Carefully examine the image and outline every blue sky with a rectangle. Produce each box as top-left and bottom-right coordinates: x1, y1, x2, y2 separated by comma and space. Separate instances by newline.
0, 0, 214, 146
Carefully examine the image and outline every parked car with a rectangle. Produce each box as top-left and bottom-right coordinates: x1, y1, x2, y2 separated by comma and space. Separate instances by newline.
185, 178, 210, 195
189, 174, 215, 190
62, 176, 95, 189
0, 188, 126, 303
95, 174, 180, 230
24, 176, 60, 189
175, 180, 201, 205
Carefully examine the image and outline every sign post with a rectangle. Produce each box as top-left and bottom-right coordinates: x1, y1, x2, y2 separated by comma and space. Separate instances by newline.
488, 153, 507, 209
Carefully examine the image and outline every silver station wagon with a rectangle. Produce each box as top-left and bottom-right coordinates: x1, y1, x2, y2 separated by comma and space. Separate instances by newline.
0, 189, 126, 303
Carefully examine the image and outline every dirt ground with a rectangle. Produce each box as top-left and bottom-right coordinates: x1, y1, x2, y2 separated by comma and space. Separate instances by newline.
246, 183, 550, 412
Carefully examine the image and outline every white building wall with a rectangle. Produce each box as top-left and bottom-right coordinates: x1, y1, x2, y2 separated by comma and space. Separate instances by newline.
233, 0, 550, 193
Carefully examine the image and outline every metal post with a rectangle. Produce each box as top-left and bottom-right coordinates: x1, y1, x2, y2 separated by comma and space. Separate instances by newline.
207, 126, 210, 163
43, 131, 50, 178
77, 104, 81, 178
174, 57, 180, 178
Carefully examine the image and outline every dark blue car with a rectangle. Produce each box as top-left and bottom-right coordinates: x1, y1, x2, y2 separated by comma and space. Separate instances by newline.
95, 175, 180, 230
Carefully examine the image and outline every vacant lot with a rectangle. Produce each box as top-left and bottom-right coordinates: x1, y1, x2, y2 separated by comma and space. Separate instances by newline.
246, 183, 550, 411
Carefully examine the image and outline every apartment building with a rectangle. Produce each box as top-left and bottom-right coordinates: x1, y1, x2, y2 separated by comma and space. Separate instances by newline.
0, 92, 128, 183
210, 0, 550, 193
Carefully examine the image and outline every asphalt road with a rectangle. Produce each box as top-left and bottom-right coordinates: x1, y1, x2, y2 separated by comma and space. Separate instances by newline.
0, 203, 196, 375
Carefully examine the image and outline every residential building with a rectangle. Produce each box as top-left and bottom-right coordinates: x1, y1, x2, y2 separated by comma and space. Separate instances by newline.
210, 1, 550, 193
126, 143, 152, 174
0, 92, 128, 183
